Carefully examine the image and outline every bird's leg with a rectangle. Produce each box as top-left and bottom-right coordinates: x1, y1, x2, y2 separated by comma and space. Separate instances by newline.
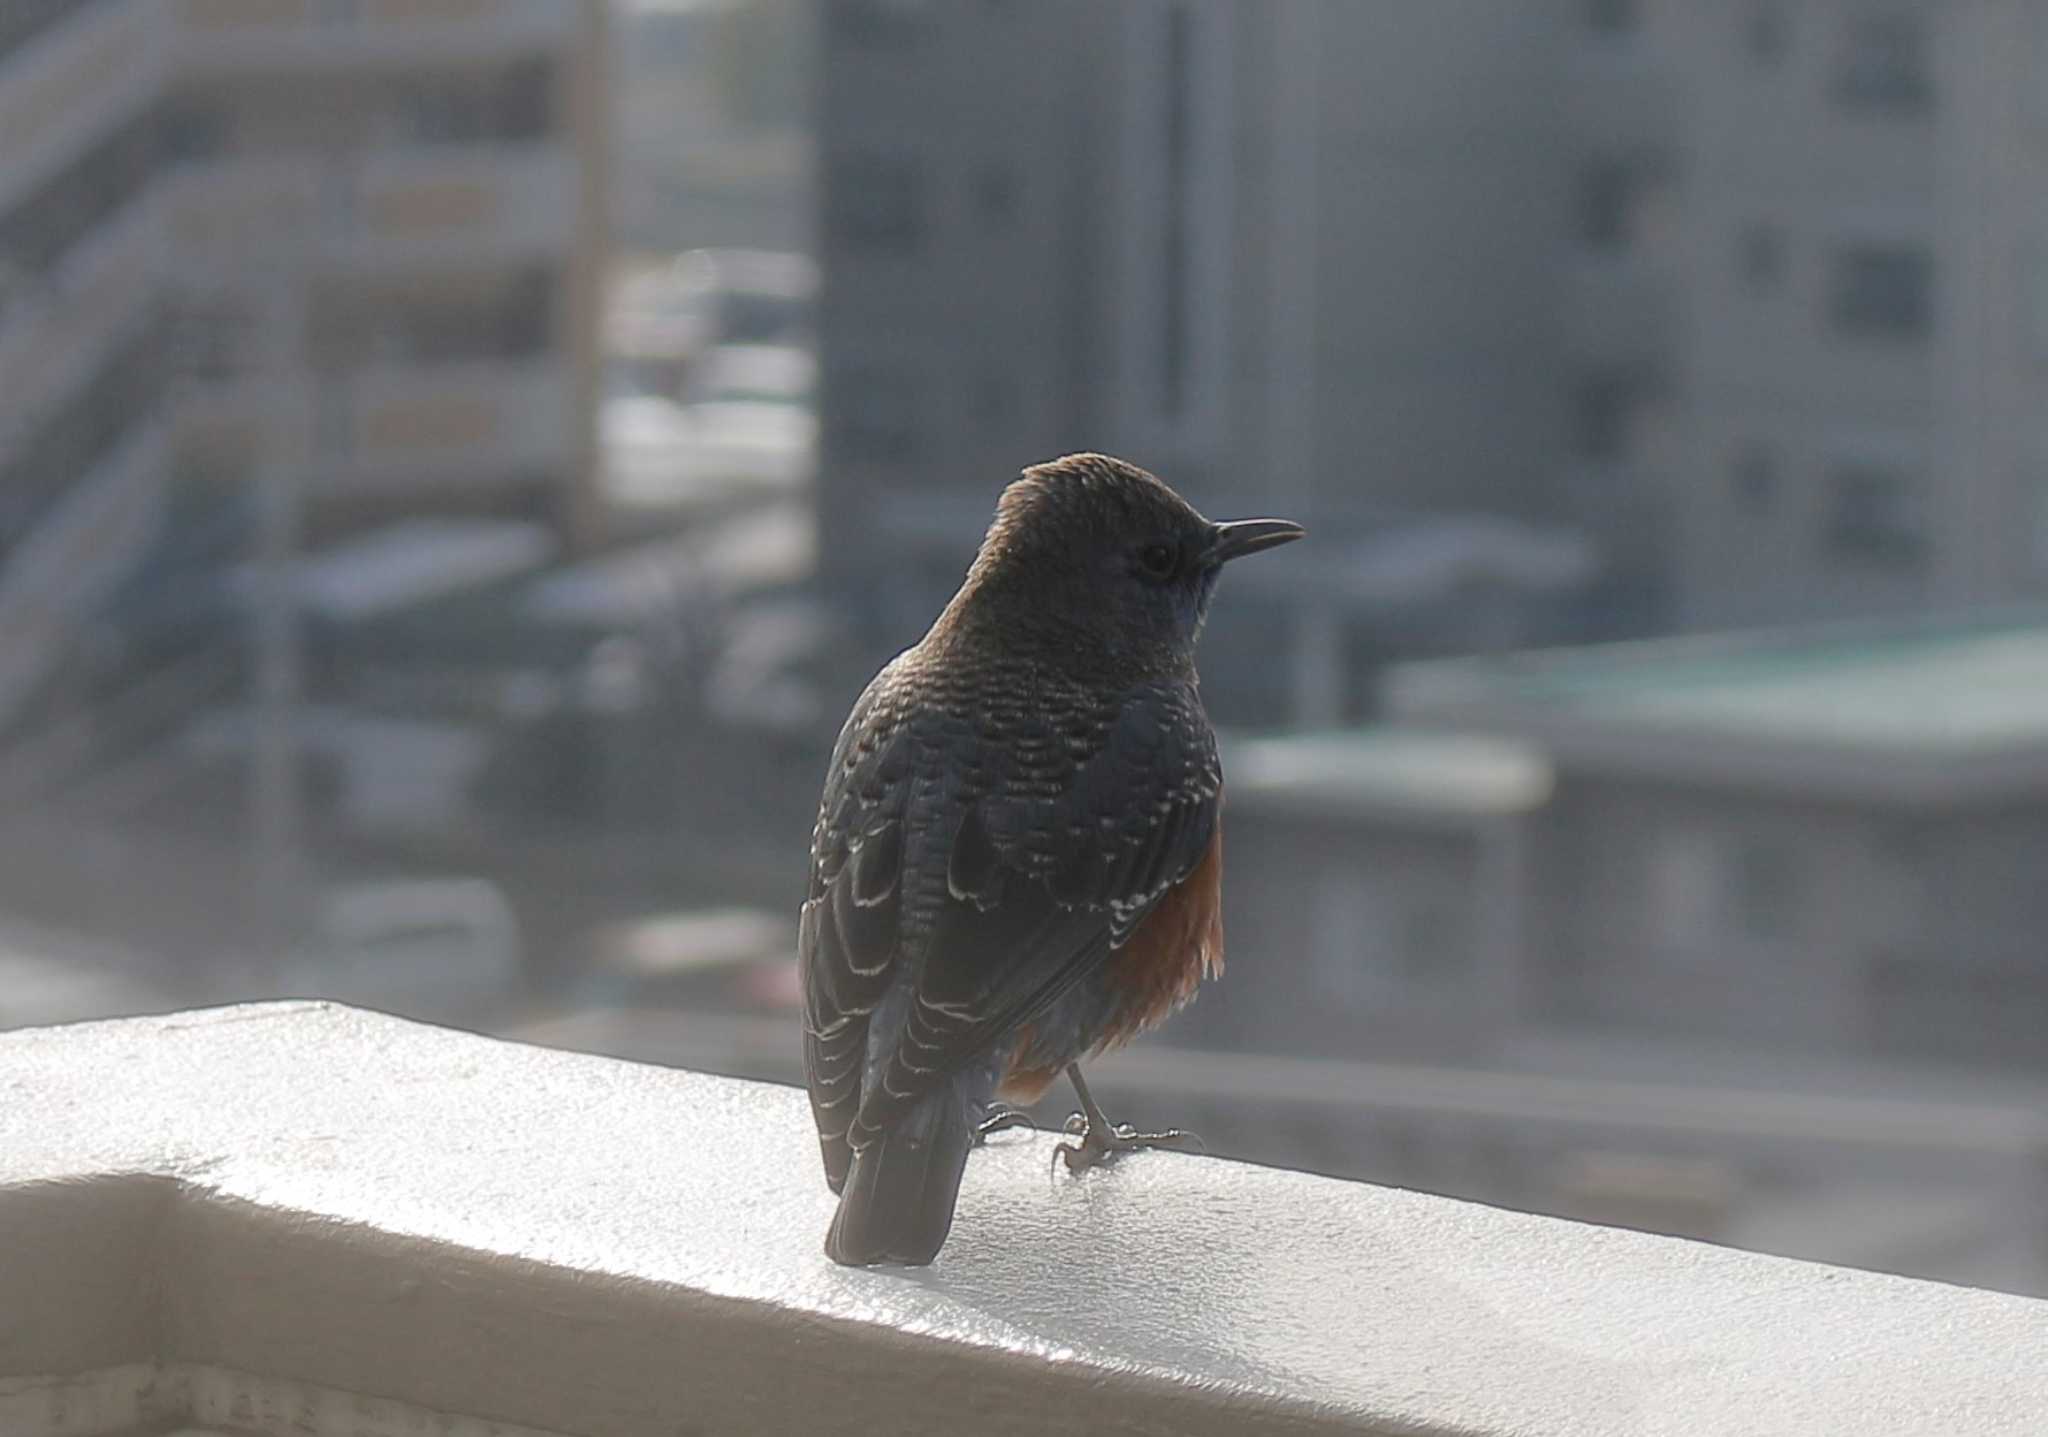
1055, 1065, 1202, 1174
973, 1103, 1037, 1144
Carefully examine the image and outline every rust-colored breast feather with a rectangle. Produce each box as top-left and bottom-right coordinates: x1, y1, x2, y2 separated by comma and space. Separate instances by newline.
1103, 815, 1225, 1047
994, 822, 1225, 1105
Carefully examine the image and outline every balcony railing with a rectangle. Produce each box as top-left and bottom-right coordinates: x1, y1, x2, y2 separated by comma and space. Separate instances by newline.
179, 358, 573, 494
0, 182, 164, 438
0, 0, 163, 214
173, 0, 581, 68
0, 415, 169, 728
3, 1002, 2044, 1437
164, 147, 578, 273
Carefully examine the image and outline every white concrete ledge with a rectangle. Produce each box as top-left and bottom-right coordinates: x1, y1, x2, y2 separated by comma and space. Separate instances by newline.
3, 1004, 2045, 1437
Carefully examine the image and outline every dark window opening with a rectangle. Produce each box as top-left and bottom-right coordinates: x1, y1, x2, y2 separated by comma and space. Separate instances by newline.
970, 163, 1017, 226
1158, 1, 1193, 420
824, 0, 929, 48
308, 270, 556, 369
1834, 13, 1933, 113
827, 364, 919, 463
1579, 160, 1637, 253
0, 309, 171, 553
387, 61, 556, 146
823, 152, 924, 253
1745, 3, 1790, 63
970, 368, 1015, 431
1732, 445, 1778, 514
1585, 0, 1637, 35
1733, 838, 1799, 940
1827, 244, 1931, 341
1572, 371, 1641, 462
1737, 224, 1785, 291
0, 0, 117, 69
1823, 464, 1926, 566
0, 107, 161, 282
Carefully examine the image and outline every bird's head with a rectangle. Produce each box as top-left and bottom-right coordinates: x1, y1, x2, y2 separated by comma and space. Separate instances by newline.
947, 453, 1304, 672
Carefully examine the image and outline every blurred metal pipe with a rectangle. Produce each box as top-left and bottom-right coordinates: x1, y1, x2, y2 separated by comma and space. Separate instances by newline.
251, 273, 306, 943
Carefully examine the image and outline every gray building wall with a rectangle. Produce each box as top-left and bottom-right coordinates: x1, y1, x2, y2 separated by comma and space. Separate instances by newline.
1526, 771, 2048, 1069
1655, 0, 2048, 629
1186, 801, 1514, 1061
816, 0, 2048, 702
814, 0, 1580, 706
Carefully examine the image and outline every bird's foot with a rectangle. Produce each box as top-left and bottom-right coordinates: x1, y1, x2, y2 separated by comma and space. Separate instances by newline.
973, 1104, 1037, 1145
1054, 1108, 1204, 1174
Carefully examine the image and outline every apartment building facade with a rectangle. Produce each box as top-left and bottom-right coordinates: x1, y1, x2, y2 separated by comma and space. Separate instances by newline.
0, 0, 607, 729
1566, 0, 2048, 629
812, 0, 1589, 722
1384, 607, 2048, 1073
816, 0, 2048, 712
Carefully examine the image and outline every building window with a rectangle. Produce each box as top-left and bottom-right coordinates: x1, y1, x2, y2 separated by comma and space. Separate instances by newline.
1650, 830, 1801, 952
1731, 838, 1798, 940
1833, 13, 1933, 114
823, 153, 925, 254
1827, 244, 1931, 341
0, 310, 170, 550
163, 96, 231, 162
1158, 0, 1195, 420
1649, 830, 1723, 955
1731, 445, 1777, 514
970, 163, 1016, 226
0, 107, 161, 282
827, 363, 919, 463
495, 59, 555, 142
824, 0, 929, 47
1307, 871, 1458, 1011
1572, 371, 1639, 461
1823, 463, 1926, 565
1114, 0, 1228, 445
1578, 160, 1637, 254
970, 368, 1016, 431
1745, 3, 1790, 63
2031, 473, 2048, 573
171, 296, 265, 381
1585, 0, 1637, 35
1308, 872, 1382, 1008
0, 2, 129, 67
2026, 243, 2048, 363
1736, 224, 1785, 292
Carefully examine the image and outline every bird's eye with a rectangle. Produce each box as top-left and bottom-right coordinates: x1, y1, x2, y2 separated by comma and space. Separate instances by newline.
1138, 543, 1177, 579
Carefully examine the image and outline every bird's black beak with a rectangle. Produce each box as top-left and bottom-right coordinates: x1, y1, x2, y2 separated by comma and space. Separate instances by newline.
1209, 517, 1306, 564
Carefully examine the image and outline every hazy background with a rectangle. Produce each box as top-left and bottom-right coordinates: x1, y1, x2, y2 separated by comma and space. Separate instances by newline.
4, 0, 2046, 1297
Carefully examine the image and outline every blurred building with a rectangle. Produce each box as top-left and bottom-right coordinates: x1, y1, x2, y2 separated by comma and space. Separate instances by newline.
1128, 608, 2048, 1298
814, 0, 2048, 717
1192, 729, 1552, 1061
0, 3, 178, 727
1386, 605, 2048, 1073
812, 0, 1600, 724
612, 0, 811, 255
0, 0, 609, 742
1592, 1, 2048, 634
165, 0, 610, 546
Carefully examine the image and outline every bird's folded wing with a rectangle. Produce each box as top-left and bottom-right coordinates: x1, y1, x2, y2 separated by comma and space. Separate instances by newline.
844, 686, 1221, 1149
800, 680, 916, 1190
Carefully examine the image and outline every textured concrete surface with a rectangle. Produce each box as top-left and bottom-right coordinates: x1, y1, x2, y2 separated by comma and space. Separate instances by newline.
3, 1003, 2047, 1437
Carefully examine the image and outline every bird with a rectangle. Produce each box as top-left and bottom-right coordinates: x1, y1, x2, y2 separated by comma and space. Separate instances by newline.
799, 452, 1303, 1266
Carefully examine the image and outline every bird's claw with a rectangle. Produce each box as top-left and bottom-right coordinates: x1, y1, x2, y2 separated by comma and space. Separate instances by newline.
974, 1104, 1037, 1145
1053, 1115, 1205, 1174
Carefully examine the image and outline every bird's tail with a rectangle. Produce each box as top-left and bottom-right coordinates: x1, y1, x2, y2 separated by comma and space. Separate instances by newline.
825, 1090, 975, 1267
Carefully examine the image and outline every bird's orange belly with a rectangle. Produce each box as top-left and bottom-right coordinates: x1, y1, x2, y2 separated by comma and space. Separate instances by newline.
996, 821, 1224, 1102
